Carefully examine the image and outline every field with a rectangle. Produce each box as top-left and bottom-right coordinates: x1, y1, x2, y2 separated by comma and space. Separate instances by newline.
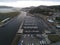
48, 35, 60, 43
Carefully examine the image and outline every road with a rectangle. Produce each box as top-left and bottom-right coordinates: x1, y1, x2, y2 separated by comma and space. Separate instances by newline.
0, 11, 26, 45
19, 34, 47, 45
23, 16, 40, 34
18, 16, 48, 45
23, 16, 47, 34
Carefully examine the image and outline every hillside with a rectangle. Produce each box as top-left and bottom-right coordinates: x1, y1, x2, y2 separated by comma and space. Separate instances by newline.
48, 5, 60, 10
29, 5, 60, 16
0, 6, 13, 8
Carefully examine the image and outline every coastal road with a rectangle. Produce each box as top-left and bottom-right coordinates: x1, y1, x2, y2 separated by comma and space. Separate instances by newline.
19, 34, 47, 45
0, 11, 26, 45
18, 16, 48, 45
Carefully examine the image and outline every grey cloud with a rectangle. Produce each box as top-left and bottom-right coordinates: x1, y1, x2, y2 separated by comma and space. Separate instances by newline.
0, 0, 19, 2
0, 0, 60, 2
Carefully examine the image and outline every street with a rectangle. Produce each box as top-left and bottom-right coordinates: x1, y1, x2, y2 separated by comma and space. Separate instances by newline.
18, 15, 49, 45
19, 34, 47, 45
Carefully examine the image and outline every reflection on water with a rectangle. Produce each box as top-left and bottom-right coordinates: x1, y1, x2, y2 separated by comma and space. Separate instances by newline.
0, 8, 15, 13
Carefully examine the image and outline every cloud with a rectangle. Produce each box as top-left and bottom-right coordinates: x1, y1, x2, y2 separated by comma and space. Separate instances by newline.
0, 1, 60, 7
0, 0, 60, 2
0, 0, 19, 2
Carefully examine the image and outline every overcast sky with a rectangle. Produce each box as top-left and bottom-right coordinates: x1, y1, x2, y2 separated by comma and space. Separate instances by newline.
0, 0, 60, 7
0, 0, 60, 2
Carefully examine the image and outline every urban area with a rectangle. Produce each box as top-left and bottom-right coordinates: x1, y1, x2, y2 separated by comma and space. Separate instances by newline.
0, 5, 60, 45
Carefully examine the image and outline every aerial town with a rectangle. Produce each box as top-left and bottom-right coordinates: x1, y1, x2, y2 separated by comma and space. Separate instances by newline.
0, 1, 60, 45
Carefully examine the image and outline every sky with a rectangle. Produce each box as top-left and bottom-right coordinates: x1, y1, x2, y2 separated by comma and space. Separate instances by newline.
0, 0, 60, 7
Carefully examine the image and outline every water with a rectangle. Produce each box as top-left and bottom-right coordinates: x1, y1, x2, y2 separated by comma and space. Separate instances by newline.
0, 8, 15, 13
